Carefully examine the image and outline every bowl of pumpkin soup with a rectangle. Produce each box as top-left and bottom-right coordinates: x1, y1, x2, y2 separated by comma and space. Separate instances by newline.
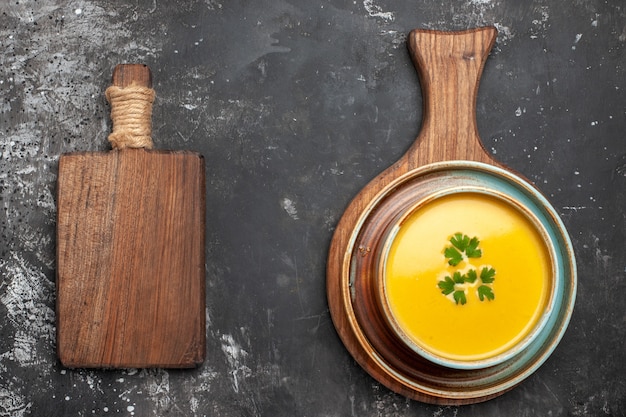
378, 191, 556, 369
337, 161, 576, 403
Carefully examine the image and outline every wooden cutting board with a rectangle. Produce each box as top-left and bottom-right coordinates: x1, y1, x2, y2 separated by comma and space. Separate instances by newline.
56, 64, 206, 368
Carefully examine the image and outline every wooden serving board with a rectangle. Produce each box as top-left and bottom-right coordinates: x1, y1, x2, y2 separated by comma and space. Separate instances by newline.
326, 27, 577, 405
56, 65, 205, 368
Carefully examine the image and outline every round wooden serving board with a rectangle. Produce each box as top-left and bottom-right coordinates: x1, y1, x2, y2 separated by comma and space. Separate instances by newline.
326, 27, 577, 404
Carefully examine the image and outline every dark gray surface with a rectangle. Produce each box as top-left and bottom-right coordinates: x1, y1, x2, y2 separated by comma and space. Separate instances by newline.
1, 0, 625, 416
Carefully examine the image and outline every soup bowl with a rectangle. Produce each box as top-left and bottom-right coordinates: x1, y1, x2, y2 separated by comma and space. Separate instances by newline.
340, 161, 576, 402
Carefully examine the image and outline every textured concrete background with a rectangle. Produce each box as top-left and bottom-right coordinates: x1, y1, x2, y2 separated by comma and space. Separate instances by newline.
1, 0, 625, 416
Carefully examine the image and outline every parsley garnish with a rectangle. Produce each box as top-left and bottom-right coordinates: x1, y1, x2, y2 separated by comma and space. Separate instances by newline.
437, 276, 456, 295
453, 290, 467, 305
477, 285, 495, 301
480, 266, 496, 284
444, 233, 483, 266
443, 246, 463, 266
466, 269, 478, 283
437, 234, 496, 305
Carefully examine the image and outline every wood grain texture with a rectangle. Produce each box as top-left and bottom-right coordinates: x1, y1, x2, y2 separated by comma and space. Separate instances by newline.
56, 64, 206, 368
111, 63, 152, 88
326, 27, 500, 404
406, 27, 498, 167
57, 149, 206, 368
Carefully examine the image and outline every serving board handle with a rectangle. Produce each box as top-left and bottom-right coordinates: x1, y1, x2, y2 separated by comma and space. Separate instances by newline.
111, 63, 152, 88
106, 64, 155, 150
405, 27, 497, 168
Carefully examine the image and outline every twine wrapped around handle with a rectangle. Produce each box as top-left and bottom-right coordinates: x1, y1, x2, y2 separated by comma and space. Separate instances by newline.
105, 85, 155, 150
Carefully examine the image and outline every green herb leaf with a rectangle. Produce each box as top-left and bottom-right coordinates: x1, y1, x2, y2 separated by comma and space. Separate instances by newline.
436, 233, 496, 305
477, 285, 495, 301
452, 271, 465, 284
437, 276, 455, 295
445, 233, 482, 265
453, 290, 467, 305
444, 247, 463, 266
465, 237, 482, 258
465, 269, 478, 283
450, 233, 470, 252
480, 267, 496, 284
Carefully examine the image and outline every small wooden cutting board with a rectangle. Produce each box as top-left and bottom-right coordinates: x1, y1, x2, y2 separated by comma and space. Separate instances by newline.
56, 64, 206, 368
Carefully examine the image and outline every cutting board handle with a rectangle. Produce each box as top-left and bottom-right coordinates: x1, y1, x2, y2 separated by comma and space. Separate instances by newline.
111, 63, 152, 88
105, 64, 155, 150
405, 27, 498, 168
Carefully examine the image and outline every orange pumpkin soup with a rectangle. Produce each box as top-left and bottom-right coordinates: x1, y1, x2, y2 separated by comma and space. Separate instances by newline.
383, 192, 551, 362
